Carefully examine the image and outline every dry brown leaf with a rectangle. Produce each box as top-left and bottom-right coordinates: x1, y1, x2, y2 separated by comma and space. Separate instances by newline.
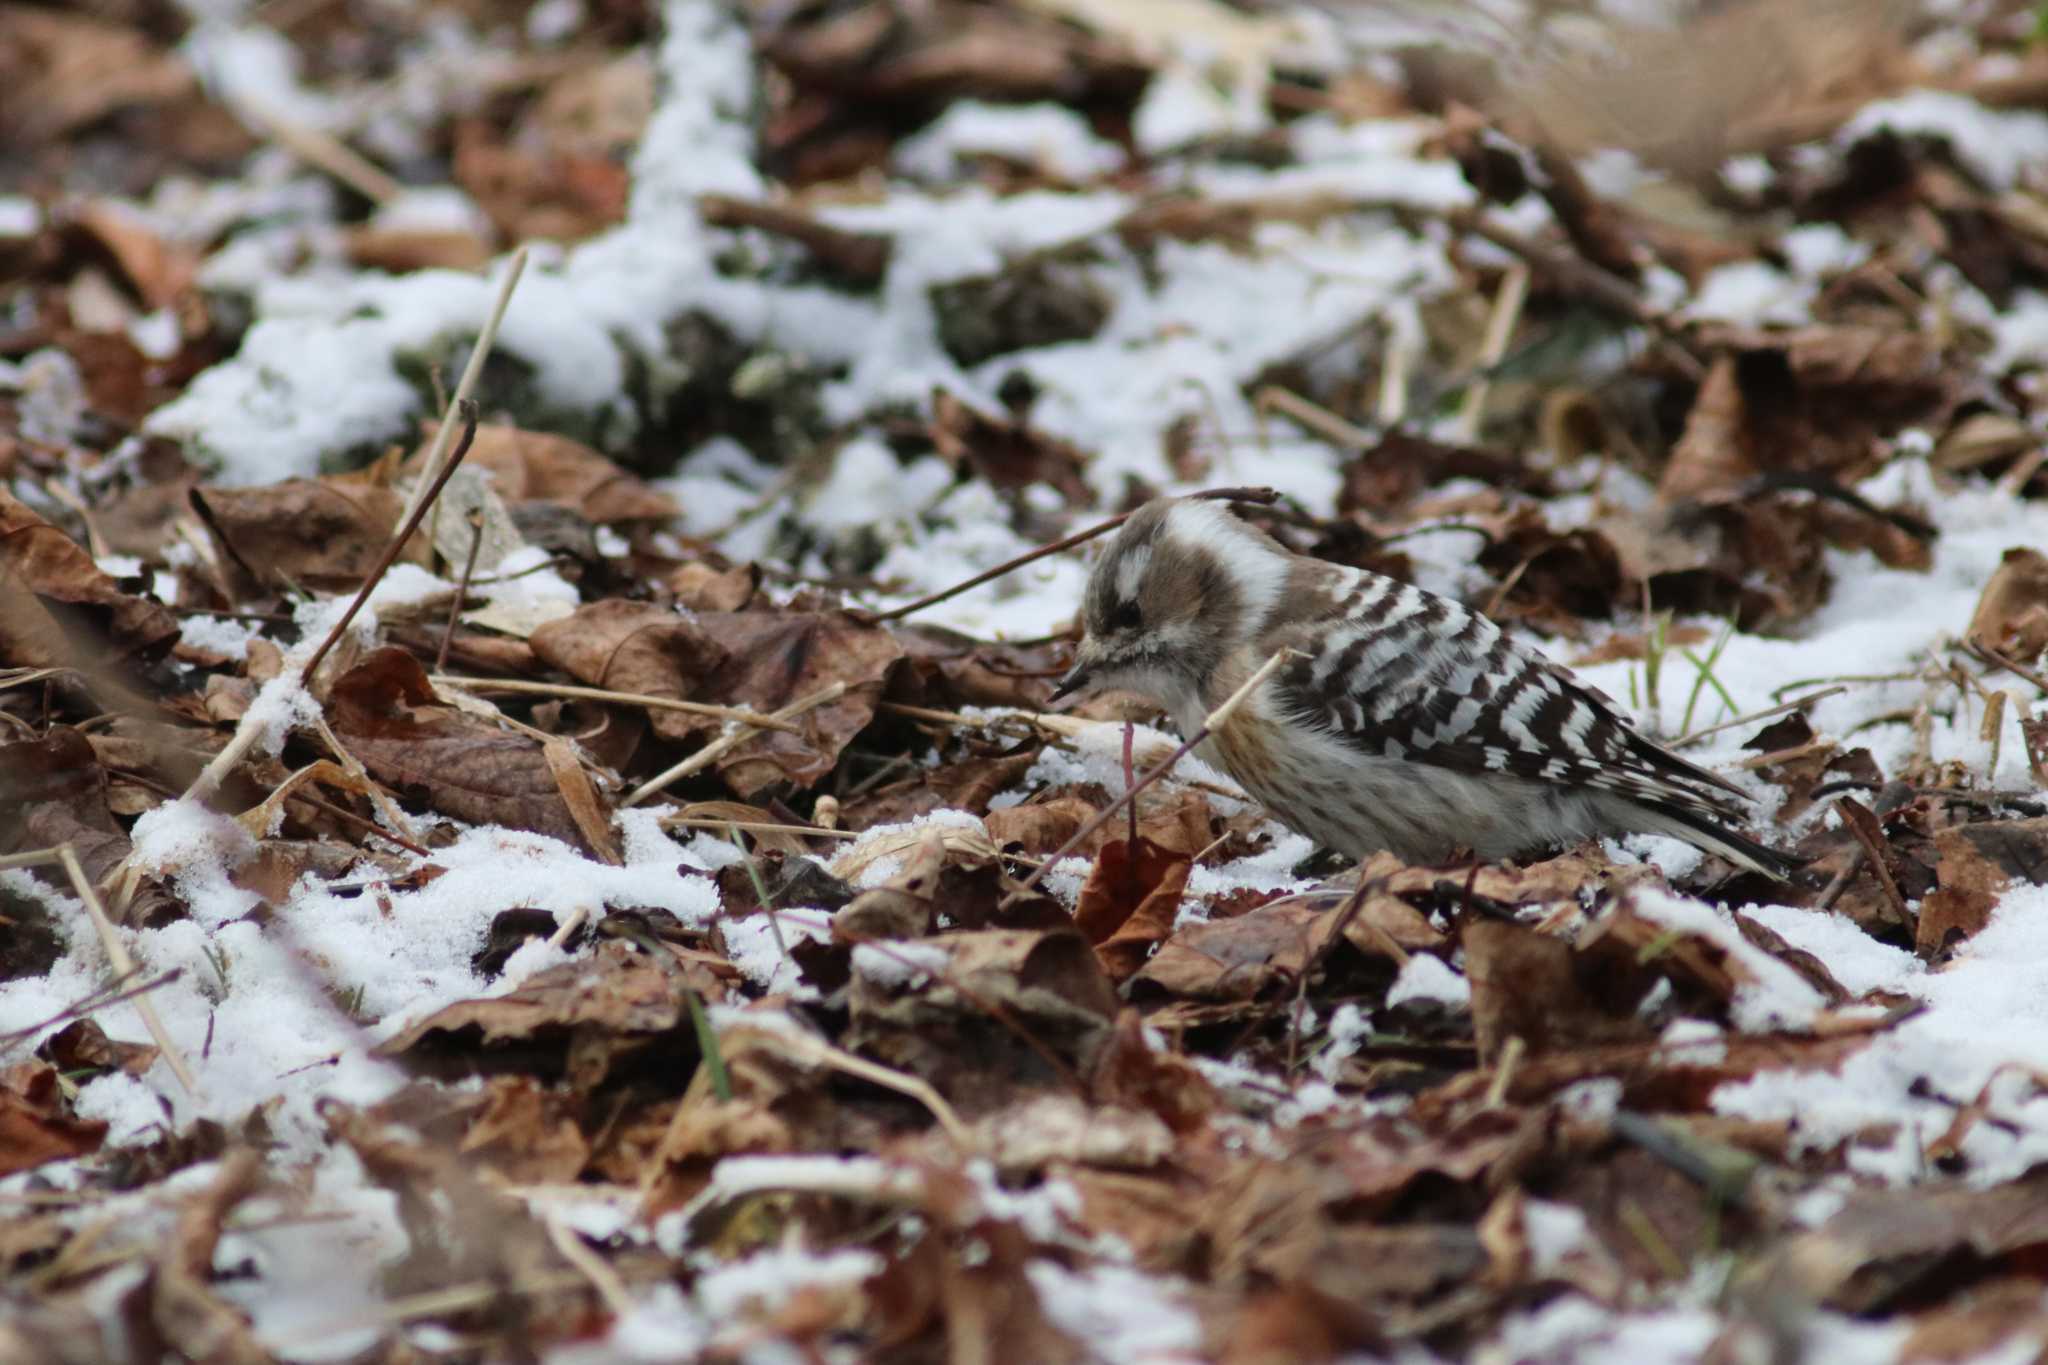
527, 598, 718, 739
149, 1149, 271, 1364
0, 727, 133, 884
380, 939, 722, 1091
847, 928, 1118, 1110
1919, 818, 2048, 959
1073, 835, 1187, 983
0, 6, 193, 145
980, 1093, 1174, 1174
526, 50, 655, 160
36, 1018, 158, 1078
190, 479, 425, 591
534, 600, 903, 796
670, 560, 760, 613
1465, 917, 1646, 1063
542, 737, 620, 864
1662, 352, 1754, 506
1130, 899, 1328, 1002
0, 1062, 107, 1178
327, 646, 600, 854
1749, 1169, 2048, 1312
0, 486, 178, 669
343, 226, 497, 273
1966, 547, 2048, 662
454, 1076, 591, 1184
412, 422, 678, 524
455, 119, 630, 243
893, 624, 1071, 712
983, 795, 1100, 854
928, 388, 1090, 504
70, 199, 199, 309
1505, 0, 1913, 171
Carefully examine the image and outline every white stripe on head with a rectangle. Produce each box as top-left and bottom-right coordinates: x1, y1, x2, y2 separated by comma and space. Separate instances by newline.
1114, 545, 1153, 603
1159, 499, 1289, 629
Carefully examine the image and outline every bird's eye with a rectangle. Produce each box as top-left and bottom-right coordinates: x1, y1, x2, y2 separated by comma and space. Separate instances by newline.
1110, 600, 1143, 631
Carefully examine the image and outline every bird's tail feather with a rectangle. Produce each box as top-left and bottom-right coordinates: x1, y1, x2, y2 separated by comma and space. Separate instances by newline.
1626, 798, 1803, 881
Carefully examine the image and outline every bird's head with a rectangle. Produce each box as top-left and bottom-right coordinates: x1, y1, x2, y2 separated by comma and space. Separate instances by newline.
1051, 497, 1291, 713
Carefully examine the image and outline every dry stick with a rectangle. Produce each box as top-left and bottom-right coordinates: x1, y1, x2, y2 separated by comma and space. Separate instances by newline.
291, 412, 484, 692
872, 485, 1281, 624
1733, 740, 1831, 772
1442, 207, 1705, 380
51, 845, 200, 1097
1672, 685, 1848, 749
1835, 799, 1909, 931
1377, 317, 1417, 426
176, 243, 523, 810
433, 675, 802, 733
658, 816, 859, 840
236, 98, 403, 204
0, 967, 181, 1052
399, 246, 532, 531
1453, 262, 1530, 444
277, 789, 432, 857
434, 511, 486, 673
1122, 719, 1139, 862
40, 478, 112, 560
840, 931, 1084, 1097
1482, 1034, 1527, 1109
767, 1027, 975, 1149
1968, 639, 2048, 696
1001, 647, 1297, 908
621, 682, 847, 808
1257, 385, 1374, 451
1285, 872, 1385, 1076
543, 1215, 634, 1319
1814, 847, 1864, 912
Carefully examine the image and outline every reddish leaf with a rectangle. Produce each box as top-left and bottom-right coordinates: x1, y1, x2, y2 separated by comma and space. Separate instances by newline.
1073, 835, 1188, 982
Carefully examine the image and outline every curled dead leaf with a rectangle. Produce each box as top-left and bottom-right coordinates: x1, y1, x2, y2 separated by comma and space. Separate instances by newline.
411, 422, 677, 524
327, 646, 604, 854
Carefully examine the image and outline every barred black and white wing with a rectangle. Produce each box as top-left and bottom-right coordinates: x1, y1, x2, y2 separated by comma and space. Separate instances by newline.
1261, 569, 1794, 877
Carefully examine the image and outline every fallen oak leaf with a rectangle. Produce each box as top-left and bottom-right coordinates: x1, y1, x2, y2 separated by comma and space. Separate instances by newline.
0, 1061, 108, 1178
1919, 817, 2048, 959
0, 485, 178, 669
326, 646, 602, 855
1073, 835, 1188, 983
189, 479, 427, 592
409, 422, 678, 525
379, 939, 723, 1089
534, 601, 904, 797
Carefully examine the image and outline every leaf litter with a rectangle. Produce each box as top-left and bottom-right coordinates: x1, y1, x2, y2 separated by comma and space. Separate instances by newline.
12, 0, 2048, 1361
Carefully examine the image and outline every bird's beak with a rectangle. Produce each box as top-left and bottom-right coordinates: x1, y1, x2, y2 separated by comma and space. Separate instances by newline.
1048, 641, 1100, 705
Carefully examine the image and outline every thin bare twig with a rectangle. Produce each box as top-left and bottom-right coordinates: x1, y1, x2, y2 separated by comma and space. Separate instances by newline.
1673, 686, 1847, 749
871, 485, 1280, 624
764, 1026, 975, 1149
657, 816, 860, 840
0, 967, 182, 1052
434, 511, 486, 673
433, 675, 802, 733
1968, 639, 2048, 696
622, 683, 847, 808
55, 845, 200, 1097
298, 410, 482, 686
1285, 871, 1390, 1076
1001, 648, 1297, 907
1833, 797, 1909, 932
234, 97, 403, 203
839, 931, 1085, 1096
1454, 262, 1529, 443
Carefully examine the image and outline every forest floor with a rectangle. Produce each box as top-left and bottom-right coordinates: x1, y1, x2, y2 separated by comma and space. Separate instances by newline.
10, 0, 2048, 1361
